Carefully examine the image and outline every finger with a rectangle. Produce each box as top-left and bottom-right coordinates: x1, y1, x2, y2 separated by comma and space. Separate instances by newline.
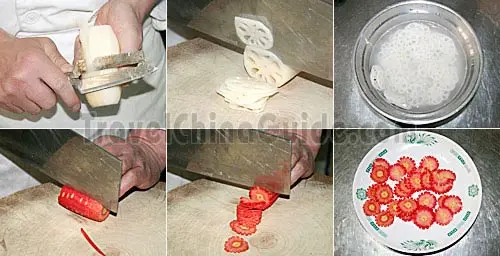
39, 37, 73, 73
12, 95, 41, 115
37, 43, 80, 112
119, 167, 140, 197
25, 80, 57, 110
0, 102, 23, 113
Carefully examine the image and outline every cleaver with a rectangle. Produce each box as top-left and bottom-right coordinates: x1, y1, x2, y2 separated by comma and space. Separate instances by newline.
167, 129, 292, 195
0, 130, 122, 212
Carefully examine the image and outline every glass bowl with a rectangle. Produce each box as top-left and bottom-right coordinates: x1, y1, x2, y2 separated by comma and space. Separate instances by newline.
353, 0, 483, 125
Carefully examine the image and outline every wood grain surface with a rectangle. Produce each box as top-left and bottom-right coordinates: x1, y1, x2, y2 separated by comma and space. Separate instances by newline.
167, 177, 333, 255
167, 38, 333, 129
0, 182, 166, 256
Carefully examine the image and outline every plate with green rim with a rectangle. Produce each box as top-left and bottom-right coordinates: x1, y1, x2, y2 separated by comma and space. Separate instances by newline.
352, 131, 482, 254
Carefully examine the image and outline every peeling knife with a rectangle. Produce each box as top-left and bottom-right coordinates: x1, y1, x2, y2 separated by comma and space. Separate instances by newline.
167, 129, 293, 195
67, 50, 159, 95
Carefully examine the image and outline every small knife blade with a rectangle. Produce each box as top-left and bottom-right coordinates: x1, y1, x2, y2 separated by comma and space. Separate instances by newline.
167, 129, 292, 195
0, 130, 122, 212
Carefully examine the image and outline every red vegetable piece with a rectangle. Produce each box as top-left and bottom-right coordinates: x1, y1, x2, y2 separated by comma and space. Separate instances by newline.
236, 205, 262, 226
58, 186, 109, 222
413, 207, 435, 230
394, 179, 413, 198
230, 220, 257, 236
249, 186, 279, 210
432, 182, 453, 194
398, 212, 415, 222
389, 164, 406, 182
417, 192, 437, 209
443, 196, 463, 214
432, 170, 455, 185
408, 172, 423, 191
224, 236, 249, 253
421, 170, 434, 190
435, 207, 453, 226
388, 200, 401, 216
373, 158, 390, 169
239, 197, 267, 210
81, 228, 106, 256
398, 198, 418, 215
370, 165, 389, 183
397, 156, 416, 173
374, 184, 393, 204
366, 184, 380, 200
375, 210, 395, 227
363, 199, 381, 216
419, 156, 439, 171
438, 195, 450, 208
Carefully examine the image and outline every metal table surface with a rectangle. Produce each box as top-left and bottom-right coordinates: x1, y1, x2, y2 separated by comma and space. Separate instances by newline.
334, 0, 500, 128
334, 129, 500, 255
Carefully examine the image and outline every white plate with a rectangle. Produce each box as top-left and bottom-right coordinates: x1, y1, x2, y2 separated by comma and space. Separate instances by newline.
352, 131, 482, 254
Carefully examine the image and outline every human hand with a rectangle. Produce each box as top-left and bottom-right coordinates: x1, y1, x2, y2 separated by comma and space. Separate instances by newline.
0, 29, 80, 114
94, 129, 166, 197
264, 129, 322, 185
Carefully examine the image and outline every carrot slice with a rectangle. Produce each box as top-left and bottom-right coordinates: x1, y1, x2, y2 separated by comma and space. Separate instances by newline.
389, 164, 406, 181
370, 165, 389, 183
408, 172, 423, 191
363, 199, 381, 216
398, 212, 414, 222
373, 158, 390, 169
236, 205, 262, 226
239, 197, 267, 210
421, 170, 434, 190
438, 195, 450, 208
397, 156, 416, 173
417, 192, 437, 209
230, 220, 257, 236
413, 207, 435, 230
398, 198, 418, 215
388, 200, 401, 216
438, 169, 456, 181
58, 186, 109, 222
366, 184, 380, 200
432, 182, 453, 194
374, 184, 393, 204
224, 236, 249, 253
375, 210, 394, 227
419, 156, 439, 171
394, 180, 413, 198
81, 228, 105, 256
443, 196, 463, 214
249, 186, 278, 210
435, 207, 453, 226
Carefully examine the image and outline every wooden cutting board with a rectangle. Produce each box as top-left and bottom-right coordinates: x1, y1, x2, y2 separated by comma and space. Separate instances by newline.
167, 176, 333, 255
0, 182, 166, 256
167, 38, 333, 129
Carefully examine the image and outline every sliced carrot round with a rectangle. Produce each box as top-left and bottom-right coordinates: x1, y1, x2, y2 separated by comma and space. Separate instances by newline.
373, 158, 390, 169
224, 236, 249, 253
374, 184, 393, 204
435, 207, 453, 226
432, 182, 453, 194
239, 197, 267, 210
366, 184, 380, 200
363, 199, 381, 216
397, 156, 416, 173
408, 172, 423, 191
398, 212, 414, 222
413, 207, 435, 230
432, 170, 454, 185
421, 170, 434, 190
443, 196, 463, 214
236, 205, 262, 226
419, 156, 439, 171
230, 220, 257, 236
438, 195, 450, 208
389, 164, 406, 181
417, 192, 437, 209
375, 210, 395, 227
249, 186, 278, 210
388, 200, 401, 216
398, 198, 418, 215
394, 179, 413, 198
370, 165, 389, 183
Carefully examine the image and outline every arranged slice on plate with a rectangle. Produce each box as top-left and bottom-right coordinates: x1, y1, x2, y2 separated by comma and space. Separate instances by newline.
353, 131, 481, 254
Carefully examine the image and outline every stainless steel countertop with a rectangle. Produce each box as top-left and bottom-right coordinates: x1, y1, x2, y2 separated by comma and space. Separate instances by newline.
334, 129, 500, 255
334, 0, 500, 128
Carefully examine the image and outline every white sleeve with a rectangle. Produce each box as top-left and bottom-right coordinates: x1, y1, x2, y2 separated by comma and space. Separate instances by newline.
150, 0, 166, 31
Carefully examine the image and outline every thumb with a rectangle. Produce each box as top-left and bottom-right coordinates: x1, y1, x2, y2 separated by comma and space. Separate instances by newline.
39, 37, 73, 73
113, 23, 142, 53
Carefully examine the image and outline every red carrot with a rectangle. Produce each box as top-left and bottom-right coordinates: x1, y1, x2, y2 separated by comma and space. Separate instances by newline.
58, 186, 109, 222
80, 228, 106, 256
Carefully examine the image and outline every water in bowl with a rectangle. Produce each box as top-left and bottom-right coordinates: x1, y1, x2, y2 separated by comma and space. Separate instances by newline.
369, 21, 467, 112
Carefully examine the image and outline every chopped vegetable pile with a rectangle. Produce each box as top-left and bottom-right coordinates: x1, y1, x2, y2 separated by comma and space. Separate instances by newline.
224, 186, 279, 253
362, 156, 462, 230
58, 185, 110, 222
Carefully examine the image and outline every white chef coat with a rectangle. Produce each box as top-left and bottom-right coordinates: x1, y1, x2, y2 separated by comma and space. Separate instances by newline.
0, 0, 166, 133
